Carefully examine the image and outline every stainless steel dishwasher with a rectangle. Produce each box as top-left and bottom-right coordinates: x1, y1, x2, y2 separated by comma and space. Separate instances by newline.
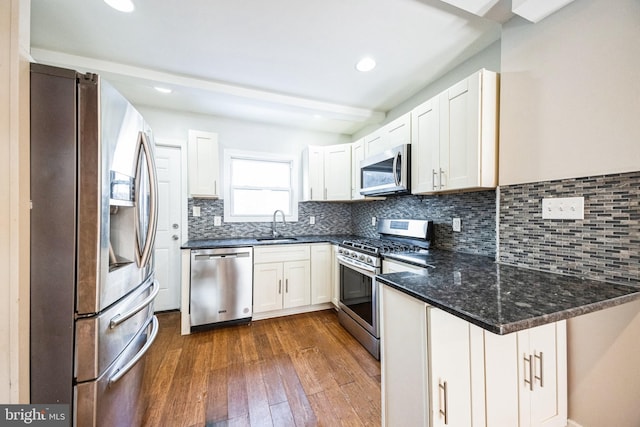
189, 247, 253, 328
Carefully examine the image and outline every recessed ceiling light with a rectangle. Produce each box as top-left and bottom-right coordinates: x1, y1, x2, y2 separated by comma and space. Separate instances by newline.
104, 0, 135, 13
154, 86, 172, 94
355, 57, 376, 72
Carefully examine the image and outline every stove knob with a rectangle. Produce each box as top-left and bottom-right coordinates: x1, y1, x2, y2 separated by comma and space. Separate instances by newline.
338, 248, 344, 254
366, 257, 373, 264
359, 254, 365, 261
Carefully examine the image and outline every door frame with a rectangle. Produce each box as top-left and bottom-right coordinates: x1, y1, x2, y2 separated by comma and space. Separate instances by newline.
155, 138, 188, 243
155, 138, 188, 316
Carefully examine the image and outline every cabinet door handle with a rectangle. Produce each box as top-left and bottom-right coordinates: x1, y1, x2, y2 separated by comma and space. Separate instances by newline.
523, 354, 534, 391
310, 188, 313, 200
438, 380, 449, 425
432, 169, 438, 190
278, 279, 282, 294
324, 188, 327, 200
534, 351, 544, 387
286, 279, 289, 293
439, 168, 445, 189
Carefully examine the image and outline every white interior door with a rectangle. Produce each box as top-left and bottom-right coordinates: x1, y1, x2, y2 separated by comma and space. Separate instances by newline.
154, 145, 182, 311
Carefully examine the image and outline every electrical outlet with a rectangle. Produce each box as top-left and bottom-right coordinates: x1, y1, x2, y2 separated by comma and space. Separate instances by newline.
542, 197, 584, 220
193, 206, 201, 217
371, 216, 377, 226
213, 216, 222, 226
452, 218, 461, 232
309, 216, 316, 225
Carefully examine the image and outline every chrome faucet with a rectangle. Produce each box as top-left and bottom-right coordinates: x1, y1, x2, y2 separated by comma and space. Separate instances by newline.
272, 209, 286, 237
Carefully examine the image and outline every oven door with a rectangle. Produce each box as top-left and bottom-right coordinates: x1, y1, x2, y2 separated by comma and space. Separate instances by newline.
337, 256, 379, 338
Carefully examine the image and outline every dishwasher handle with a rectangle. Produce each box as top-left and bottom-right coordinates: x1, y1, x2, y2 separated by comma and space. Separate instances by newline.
193, 252, 251, 260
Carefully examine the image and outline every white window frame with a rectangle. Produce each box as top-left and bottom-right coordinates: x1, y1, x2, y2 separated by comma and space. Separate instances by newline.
223, 149, 299, 223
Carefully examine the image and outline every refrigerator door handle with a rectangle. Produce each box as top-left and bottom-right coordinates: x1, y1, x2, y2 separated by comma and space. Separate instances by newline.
109, 280, 159, 329
134, 131, 159, 268
108, 315, 159, 387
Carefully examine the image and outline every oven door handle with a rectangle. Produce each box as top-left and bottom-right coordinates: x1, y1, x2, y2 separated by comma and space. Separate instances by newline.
337, 255, 378, 276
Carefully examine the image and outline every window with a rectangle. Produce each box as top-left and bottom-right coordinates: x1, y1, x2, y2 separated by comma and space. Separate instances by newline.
223, 150, 299, 222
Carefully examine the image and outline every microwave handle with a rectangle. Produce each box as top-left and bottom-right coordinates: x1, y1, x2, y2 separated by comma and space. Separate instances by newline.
393, 151, 401, 186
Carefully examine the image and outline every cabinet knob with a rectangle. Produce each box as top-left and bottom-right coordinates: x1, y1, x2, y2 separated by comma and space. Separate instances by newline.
172, 223, 179, 229
172, 235, 179, 241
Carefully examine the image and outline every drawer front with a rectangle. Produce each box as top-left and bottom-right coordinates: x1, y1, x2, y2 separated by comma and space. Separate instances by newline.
254, 244, 310, 263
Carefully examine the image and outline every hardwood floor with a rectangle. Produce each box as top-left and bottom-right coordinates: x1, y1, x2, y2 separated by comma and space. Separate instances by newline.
141, 310, 381, 427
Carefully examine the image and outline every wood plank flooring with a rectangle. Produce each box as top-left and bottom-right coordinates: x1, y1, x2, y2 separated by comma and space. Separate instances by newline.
141, 310, 381, 427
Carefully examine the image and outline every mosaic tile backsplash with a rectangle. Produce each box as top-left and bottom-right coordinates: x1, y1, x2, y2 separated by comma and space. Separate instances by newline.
188, 190, 498, 258
499, 171, 640, 286
351, 191, 497, 257
188, 199, 352, 240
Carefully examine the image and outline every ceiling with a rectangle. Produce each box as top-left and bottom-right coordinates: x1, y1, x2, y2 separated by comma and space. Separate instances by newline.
30, 0, 506, 135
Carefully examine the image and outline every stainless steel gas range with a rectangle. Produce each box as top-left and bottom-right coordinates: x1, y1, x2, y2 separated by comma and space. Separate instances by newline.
336, 218, 434, 359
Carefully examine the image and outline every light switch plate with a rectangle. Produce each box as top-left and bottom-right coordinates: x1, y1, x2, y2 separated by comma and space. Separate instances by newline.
309, 216, 316, 225
193, 206, 201, 217
542, 196, 584, 220
452, 218, 461, 232
213, 216, 222, 226
371, 216, 377, 226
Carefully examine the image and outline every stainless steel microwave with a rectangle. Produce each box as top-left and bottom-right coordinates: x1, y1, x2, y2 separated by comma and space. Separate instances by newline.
360, 144, 411, 196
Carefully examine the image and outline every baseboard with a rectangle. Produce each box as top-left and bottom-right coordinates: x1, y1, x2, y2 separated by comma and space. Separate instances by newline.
251, 303, 334, 321
567, 419, 584, 427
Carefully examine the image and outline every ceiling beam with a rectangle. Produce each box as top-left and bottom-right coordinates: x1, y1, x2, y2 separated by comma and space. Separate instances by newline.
30, 48, 386, 124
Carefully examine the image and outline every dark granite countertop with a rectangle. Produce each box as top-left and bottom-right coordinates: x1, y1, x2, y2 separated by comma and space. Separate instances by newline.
181, 234, 354, 250
379, 250, 640, 335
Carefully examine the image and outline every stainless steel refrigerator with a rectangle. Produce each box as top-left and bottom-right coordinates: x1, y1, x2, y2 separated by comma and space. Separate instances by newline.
30, 63, 160, 426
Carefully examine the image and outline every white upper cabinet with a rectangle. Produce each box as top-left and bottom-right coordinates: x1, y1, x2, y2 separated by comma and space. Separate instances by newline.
302, 144, 351, 201
351, 139, 366, 200
304, 145, 325, 201
412, 69, 498, 194
188, 130, 220, 198
324, 144, 351, 200
365, 113, 411, 157
411, 98, 440, 193
385, 113, 412, 149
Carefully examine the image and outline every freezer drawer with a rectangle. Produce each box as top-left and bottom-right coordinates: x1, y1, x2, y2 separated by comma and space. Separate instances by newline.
190, 247, 253, 326
75, 277, 159, 382
75, 315, 159, 427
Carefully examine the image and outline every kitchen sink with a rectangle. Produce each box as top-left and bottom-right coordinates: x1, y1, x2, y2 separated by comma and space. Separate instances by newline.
255, 237, 298, 242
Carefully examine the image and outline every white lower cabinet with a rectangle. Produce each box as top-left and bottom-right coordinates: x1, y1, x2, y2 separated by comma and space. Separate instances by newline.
253, 245, 311, 314
380, 263, 567, 427
253, 260, 310, 312
310, 244, 332, 304
380, 285, 429, 426
331, 245, 340, 307
523, 323, 567, 427
485, 321, 567, 427
429, 307, 486, 427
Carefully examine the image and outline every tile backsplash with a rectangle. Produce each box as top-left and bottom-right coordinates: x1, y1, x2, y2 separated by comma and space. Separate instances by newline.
187, 199, 352, 240
187, 171, 639, 286
188, 191, 498, 258
351, 191, 497, 257
499, 171, 640, 286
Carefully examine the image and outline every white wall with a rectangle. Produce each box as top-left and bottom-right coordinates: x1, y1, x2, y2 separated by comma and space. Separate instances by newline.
499, 0, 640, 425
137, 106, 350, 155
499, 0, 640, 185
567, 300, 640, 427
